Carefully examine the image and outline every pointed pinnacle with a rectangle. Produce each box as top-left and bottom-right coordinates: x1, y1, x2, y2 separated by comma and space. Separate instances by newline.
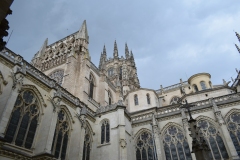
77, 20, 89, 41
37, 38, 48, 58
114, 40, 118, 57
103, 45, 107, 55
235, 44, 240, 53
236, 32, 240, 42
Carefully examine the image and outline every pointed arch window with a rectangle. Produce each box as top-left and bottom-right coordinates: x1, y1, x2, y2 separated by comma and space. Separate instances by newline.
170, 96, 180, 105
108, 90, 112, 105
101, 120, 110, 144
49, 70, 64, 85
82, 128, 92, 160
52, 109, 70, 160
135, 131, 155, 160
5, 90, 40, 149
200, 81, 207, 90
197, 120, 229, 159
163, 126, 192, 160
226, 112, 240, 156
89, 74, 95, 99
134, 94, 138, 106
146, 94, 151, 105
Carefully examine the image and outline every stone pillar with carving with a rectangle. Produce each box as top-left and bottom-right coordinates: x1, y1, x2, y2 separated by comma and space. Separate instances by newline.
181, 108, 196, 160
210, 98, 239, 159
152, 113, 165, 160
0, 64, 25, 137
117, 103, 127, 160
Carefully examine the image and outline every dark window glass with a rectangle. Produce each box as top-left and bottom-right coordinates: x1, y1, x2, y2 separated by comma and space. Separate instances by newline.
51, 130, 57, 151
170, 143, 178, 160
86, 143, 90, 160
134, 95, 138, 105
82, 141, 86, 160
148, 147, 153, 160
183, 140, 192, 160
54, 130, 62, 158
25, 116, 38, 149
142, 148, 147, 160
177, 142, 185, 160
15, 113, 30, 147
61, 133, 68, 160
89, 82, 94, 98
5, 108, 21, 143
230, 132, 240, 155
101, 123, 105, 144
200, 81, 207, 90
147, 94, 150, 104
136, 149, 141, 160
106, 122, 110, 143
164, 144, 171, 160
209, 136, 221, 159
216, 135, 229, 159
193, 85, 198, 92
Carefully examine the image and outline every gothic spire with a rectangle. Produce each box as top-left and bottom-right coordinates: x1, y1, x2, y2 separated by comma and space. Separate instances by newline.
103, 44, 107, 55
236, 32, 240, 42
130, 50, 134, 59
77, 20, 89, 42
99, 45, 107, 69
235, 44, 240, 54
125, 43, 129, 59
113, 40, 118, 58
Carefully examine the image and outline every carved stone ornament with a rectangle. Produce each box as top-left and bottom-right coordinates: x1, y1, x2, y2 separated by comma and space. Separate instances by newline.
209, 98, 219, 112
182, 118, 189, 129
215, 111, 225, 125
119, 139, 127, 148
10, 70, 24, 92
0, 71, 8, 94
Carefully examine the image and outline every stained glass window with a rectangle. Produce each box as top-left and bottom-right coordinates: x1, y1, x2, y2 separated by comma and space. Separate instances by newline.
170, 97, 180, 105
134, 94, 138, 106
89, 74, 95, 99
82, 128, 92, 160
146, 94, 151, 105
135, 131, 155, 160
163, 126, 192, 160
197, 120, 229, 159
49, 70, 64, 85
101, 120, 110, 144
227, 112, 240, 156
5, 90, 40, 149
52, 109, 70, 160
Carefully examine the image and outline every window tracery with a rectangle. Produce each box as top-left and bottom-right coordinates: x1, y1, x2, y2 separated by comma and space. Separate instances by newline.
227, 112, 240, 156
163, 126, 192, 160
49, 70, 64, 85
135, 131, 154, 160
5, 90, 40, 149
52, 109, 70, 160
170, 96, 180, 105
134, 94, 138, 106
82, 128, 92, 160
101, 120, 110, 144
197, 120, 229, 159
89, 74, 95, 99
108, 68, 114, 77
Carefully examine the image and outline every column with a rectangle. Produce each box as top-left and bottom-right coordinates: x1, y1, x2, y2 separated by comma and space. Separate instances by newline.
118, 107, 127, 160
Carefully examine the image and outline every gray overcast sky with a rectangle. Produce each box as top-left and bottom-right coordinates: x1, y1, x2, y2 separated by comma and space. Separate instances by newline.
4, 0, 240, 90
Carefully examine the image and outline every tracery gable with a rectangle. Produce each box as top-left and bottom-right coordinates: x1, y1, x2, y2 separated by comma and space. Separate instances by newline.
60, 105, 75, 125
195, 115, 218, 127
224, 108, 240, 120
160, 122, 183, 134
133, 128, 151, 141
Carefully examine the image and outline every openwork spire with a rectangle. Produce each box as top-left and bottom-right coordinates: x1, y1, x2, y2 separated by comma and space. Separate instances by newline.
113, 40, 118, 58
125, 43, 129, 59
235, 44, 240, 54
236, 32, 240, 42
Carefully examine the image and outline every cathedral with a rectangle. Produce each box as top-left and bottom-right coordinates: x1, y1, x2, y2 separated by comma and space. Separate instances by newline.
0, 20, 240, 160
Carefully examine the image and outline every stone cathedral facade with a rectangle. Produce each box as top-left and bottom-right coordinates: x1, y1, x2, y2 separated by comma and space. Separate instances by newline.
0, 20, 240, 160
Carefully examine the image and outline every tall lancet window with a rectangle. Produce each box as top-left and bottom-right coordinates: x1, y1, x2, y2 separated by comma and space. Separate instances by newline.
108, 90, 112, 105
197, 120, 229, 159
82, 128, 92, 160
134, 94, 138, 105
89, 74, 95, 99
52, 109, 70, 160
135, 131, 154, 160
163, 126, 192, 160
5, 90, 40, 149
101, 120, 110, 144
146, 94, 151, 104
226, 112, 240, 156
